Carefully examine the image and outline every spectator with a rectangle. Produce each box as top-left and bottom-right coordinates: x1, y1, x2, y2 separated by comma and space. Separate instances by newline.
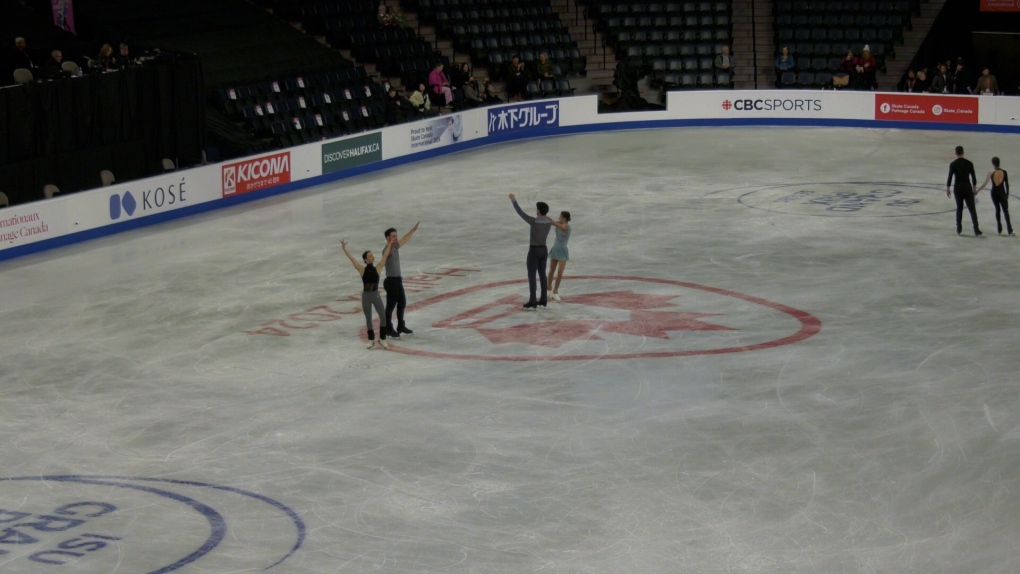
12, 37, 34, 69
855, 46, 876, 90
463, 76, 484, 108
384, 87, 412, 125
117, 43, 133, 68
481, 78, 501, 104
43, 49, 64, 78
95, 43, 117, 71
915, 67, 929, 92
831, 48, 856, 89
898, 70, 923, 93
408, 82, 438, 117
930, 63, 949, 93
505, 55, 528, 102
774, 45, 795, 87
974, 67, 998, 95
376, 4, 394, 27
535, 52, 555, 81
428, 62, 455, 108
450, 62, 470, 89
389, 6, 409, 28
951, 57, 971, 94
714, 45, 733, 73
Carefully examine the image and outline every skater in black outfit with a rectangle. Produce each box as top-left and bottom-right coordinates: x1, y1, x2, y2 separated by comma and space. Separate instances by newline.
946, 146, 982, 236
341, 239, 393, 349
508, 193, 553, 309
976, 157, 1013, 236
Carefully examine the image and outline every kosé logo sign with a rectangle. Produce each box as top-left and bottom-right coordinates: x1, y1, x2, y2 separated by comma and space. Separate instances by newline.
222, 152, 291, 197
109, 177, 188, 221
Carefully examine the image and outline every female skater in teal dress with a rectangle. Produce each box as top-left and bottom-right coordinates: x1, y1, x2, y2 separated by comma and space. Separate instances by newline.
547, 211, 571, 302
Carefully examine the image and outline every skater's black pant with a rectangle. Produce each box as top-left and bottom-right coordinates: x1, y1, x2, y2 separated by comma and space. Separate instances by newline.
954, 187, 980, 234
526, 245, 548, 304
383, 276, 406, 329
992, 189, 1013, 234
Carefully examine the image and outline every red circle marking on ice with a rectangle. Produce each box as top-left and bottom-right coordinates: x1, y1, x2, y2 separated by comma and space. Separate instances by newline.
384, 276, 821, 361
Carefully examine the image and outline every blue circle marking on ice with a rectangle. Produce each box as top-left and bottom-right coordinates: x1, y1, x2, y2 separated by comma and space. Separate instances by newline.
736, 181, 956, 218
0, 475, 306, 572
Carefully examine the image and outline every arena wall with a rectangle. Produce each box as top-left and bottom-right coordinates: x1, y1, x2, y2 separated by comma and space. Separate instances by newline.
3, 91, 1019, 262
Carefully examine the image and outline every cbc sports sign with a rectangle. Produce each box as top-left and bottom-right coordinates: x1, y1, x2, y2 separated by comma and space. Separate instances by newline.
670, 91, 874, 120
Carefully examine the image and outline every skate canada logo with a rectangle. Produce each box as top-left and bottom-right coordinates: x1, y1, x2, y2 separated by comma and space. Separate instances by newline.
386, 276, 821, 361
874, 94, 978, 124
109, 176, 188, 221
0, 475, 305, 571
222, 152, 291, 196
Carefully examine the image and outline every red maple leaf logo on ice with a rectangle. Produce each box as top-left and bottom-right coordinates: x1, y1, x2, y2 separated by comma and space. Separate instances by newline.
436, 290, 735, 348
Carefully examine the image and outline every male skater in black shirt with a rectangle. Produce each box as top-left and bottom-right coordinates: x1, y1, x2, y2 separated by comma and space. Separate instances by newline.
946, 145, 981, 236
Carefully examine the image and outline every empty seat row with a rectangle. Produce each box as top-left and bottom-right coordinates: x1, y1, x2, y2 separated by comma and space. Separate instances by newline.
774, 0, 916, 15
661, 70, 732, 90
780, 41, 890, 62
592, 2, 729, 15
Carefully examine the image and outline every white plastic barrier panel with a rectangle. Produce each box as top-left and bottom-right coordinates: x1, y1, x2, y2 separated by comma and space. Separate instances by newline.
668, 90, 874, 121
0, 200, 67, 250
67, 166, 222, 232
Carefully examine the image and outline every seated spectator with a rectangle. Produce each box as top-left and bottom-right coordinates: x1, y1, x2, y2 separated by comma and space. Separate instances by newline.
463, 77, 484, 108
95, 43, 118, 72
117, 43, 134, 68
377, 4, 394, 27
975, 66, 998, 95
450, 62, 470, 89
774, 45, 795, 87
535, 52, 556, 82
9, 37, 35, 77
481, 78, 501, 104
714, 45, 733, 73
428, 62, 455, 108
505, 55, 528, 102
930, 63, 949, 93
408, 82, 438, 117
898, 70, 923, 93
43, 49, 65, 78
854, 46, 876, 90
384, 87, 412, 124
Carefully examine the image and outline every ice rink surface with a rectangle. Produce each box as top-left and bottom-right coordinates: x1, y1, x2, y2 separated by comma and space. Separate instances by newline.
2, 126, 1019, 573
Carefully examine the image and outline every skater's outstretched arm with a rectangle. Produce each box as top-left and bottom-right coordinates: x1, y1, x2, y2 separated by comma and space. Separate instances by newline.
399, 222, 419, 247
508, 193, 535, 224
375, 241, 392, 271
549, 219, 568, 232
341, 239, 365, 276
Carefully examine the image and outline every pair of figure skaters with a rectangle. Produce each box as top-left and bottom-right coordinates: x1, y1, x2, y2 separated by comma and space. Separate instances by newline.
341, 223, 418, 349
947, 146, 1013, 237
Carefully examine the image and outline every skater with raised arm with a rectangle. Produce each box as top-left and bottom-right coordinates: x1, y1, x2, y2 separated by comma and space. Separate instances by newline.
509, 193, 553, 309
341, 238, 393, 349
382, 222, 420, 339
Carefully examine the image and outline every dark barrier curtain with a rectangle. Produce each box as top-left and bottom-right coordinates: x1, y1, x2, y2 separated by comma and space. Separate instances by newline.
0, 55, 204, 206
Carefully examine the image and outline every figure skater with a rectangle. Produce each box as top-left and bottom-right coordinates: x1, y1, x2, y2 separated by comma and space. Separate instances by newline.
946, 145, 981, 236
382, 222, 419, 339
975, 156, 1013, 236
341, 238, 392, 349
547, 211, 571, 302
509, 193, 552, 308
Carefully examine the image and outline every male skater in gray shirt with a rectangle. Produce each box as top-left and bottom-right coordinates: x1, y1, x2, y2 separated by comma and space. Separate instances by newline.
383, 222, 419, 338
509, 193, 552, 308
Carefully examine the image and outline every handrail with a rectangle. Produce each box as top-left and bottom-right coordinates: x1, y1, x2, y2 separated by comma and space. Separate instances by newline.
751, 0, 758, 89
